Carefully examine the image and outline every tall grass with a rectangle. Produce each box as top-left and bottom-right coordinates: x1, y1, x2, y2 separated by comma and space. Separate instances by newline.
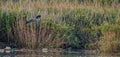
98, 21, 120, 52
0, 0, 120, 52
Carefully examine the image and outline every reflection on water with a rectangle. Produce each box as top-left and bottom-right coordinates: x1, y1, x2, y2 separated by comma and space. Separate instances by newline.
0, 50, 120, 57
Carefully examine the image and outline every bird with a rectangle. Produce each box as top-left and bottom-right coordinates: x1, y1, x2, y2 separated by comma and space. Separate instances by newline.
26, 15, 41, 24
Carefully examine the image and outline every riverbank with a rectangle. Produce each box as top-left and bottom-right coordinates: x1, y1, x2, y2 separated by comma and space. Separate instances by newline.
0, 0, 120, 53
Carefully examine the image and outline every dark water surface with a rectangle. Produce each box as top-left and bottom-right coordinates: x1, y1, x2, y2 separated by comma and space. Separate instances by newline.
0, 50, 120, 57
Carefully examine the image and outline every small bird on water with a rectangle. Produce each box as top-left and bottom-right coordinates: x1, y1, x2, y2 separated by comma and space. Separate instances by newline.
26, 15, 41, 24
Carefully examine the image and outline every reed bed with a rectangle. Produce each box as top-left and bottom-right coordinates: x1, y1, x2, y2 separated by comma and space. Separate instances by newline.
0, 0, 120, 52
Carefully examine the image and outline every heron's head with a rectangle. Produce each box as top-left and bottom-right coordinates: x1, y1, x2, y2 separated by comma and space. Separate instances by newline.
36, 15, 41, 19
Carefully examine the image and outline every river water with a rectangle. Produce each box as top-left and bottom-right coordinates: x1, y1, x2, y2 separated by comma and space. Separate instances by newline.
0, 50, 120, 57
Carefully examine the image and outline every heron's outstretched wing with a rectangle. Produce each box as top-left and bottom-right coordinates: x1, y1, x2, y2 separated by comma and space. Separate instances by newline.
26, 15, 41, 24
26, 19, 36, 24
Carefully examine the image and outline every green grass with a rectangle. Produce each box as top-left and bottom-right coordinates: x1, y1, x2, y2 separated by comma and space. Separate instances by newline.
0, 0, 120, 52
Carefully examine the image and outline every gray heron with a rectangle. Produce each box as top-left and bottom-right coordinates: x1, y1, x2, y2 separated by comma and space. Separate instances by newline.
26, 15, 41, 24
26, 15, 41, 48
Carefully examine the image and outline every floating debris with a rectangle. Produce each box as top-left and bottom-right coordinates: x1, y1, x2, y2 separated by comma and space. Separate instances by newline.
0, 49, 4, 53
4, 46, 11, 53
42, 48, 48, 53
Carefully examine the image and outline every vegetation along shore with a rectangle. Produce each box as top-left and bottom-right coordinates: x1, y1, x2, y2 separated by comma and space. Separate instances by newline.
0, 0, 120, 53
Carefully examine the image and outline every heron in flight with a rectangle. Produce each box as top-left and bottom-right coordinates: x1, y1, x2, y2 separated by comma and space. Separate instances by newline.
26, 15, 41, 24
26, 15, 41, 46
